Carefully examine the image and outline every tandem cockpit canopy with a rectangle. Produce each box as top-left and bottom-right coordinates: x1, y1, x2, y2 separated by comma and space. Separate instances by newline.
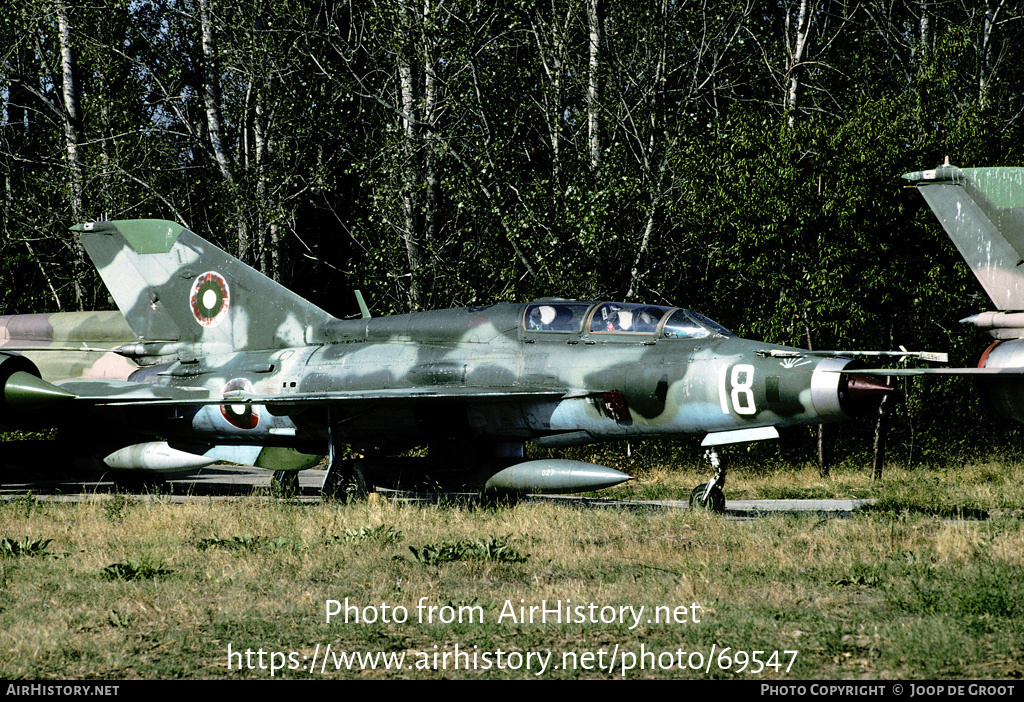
522, 301, 733, 339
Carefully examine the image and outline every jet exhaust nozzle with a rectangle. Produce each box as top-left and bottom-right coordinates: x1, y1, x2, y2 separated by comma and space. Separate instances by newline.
840, 374, 896, 416
4, 370, 76, 411
812, 359, 897, 420
844, 374, 895, 398
0, 353, 76, 427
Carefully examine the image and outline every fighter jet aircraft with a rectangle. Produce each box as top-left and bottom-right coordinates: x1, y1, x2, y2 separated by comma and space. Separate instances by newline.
894, 162, 1024, 423
0, 219, 906, 510
0, 310, 137, 382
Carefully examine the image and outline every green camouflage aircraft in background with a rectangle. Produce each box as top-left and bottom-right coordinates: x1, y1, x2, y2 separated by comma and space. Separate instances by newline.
0, 310, 137, 382
0, 219, 917, 510
884, 162, 1024, 421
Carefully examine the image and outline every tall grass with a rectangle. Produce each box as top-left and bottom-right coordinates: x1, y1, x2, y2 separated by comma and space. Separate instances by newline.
0, 460, 1021, 679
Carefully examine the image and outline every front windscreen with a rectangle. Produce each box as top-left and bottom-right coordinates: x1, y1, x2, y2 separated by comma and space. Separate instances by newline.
661, 309, 733, 339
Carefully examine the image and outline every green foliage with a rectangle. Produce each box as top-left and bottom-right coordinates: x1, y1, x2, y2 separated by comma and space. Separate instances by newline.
195, 535, 294, 551
94, 557, 172, 581
102, 494, 134, 525
335, 525, 403, 546
899, 561, 1024, 624
0, 536, 55, 558
407, 535, 528, 565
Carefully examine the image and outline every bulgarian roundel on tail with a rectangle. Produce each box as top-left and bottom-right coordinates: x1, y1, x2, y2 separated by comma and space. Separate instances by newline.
71, 219, 336, 351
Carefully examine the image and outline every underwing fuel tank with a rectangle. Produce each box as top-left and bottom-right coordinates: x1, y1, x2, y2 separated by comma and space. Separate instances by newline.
479, 459, 630, 494
364, 457, 630, 494
102, 442, 218, 473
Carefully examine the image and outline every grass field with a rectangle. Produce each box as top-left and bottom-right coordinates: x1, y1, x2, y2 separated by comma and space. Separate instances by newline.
1, 459, 1022, 680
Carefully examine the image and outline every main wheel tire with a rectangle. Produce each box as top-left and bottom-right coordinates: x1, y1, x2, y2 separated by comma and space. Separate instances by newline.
272, 469, 300, 497
321, 459, 372, 501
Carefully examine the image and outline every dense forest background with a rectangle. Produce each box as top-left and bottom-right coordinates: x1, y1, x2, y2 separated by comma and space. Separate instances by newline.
2, 0, 1024, 468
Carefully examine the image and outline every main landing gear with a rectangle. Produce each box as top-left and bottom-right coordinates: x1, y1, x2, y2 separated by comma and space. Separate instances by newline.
320, 421, 373, 501
689, 448, 726, 514
272, 469, 300, 497
321, 459, 371, 501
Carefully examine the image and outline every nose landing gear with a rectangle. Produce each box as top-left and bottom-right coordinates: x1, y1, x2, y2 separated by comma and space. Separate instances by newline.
689, 448, 726, 513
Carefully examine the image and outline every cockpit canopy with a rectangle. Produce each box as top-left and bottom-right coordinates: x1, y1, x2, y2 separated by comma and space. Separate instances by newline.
523, 301, 732, 339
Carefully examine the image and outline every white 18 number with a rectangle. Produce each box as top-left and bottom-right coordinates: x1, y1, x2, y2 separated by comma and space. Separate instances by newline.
719, 364, 756, 416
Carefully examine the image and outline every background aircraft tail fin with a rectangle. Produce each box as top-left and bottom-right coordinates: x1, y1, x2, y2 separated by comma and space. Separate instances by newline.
903, 164, 1024, 310
72, 219, 336, 350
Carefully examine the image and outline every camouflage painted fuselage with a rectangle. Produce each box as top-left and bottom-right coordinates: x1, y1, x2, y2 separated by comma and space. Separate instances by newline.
0, 219, 881, 487
117, 301, 857, 454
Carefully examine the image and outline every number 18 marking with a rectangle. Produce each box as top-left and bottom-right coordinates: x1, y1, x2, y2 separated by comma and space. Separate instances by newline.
719, 364, 757, 415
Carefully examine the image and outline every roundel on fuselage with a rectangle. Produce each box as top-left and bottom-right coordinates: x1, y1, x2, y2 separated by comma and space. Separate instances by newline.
220, 377, 259, 429
190, 271, 230, 328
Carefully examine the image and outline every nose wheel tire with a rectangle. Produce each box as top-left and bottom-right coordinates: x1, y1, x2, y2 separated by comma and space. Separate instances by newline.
690, 447, 726, 513
689, 484, 725, 513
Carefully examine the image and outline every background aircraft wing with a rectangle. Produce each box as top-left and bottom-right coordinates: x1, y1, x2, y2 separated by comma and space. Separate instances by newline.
836, 367, 1024, 377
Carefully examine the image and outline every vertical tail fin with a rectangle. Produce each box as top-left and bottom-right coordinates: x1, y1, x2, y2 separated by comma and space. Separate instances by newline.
903, 164, 1024, 310
72, 219, 335, 350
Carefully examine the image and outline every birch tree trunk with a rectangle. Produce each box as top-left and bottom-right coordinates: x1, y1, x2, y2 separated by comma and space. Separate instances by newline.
200, 0, 250, 264
587, 0, 601, 169
871, 394, 892, 481
871, 326, 896, 480
253, 91, 275, 279
978, 0, 1007, 110
786, 0, 811, 129
201, 0, 232, 186
803, 308, 827, 477
397, 0, 423, 309
421, 0, 438, 247
55, 0, 87, 309
919, 0, 931, 57
528, 2, 569, 187
624, 0, 668, 301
